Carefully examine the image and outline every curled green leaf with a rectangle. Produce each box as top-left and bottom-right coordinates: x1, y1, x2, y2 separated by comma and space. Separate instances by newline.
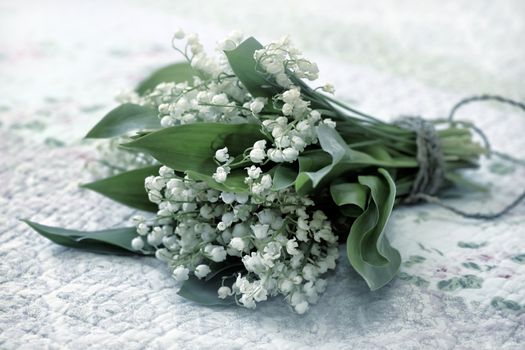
296, 125, 417, 195
330, 181, 369, 217
343, 169, 401, 290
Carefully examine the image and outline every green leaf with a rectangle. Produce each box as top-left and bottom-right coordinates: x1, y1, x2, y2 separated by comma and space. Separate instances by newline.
224, 37, 280, 98
295, 125, 417, 195
85, 103, 159, 139
345, 168, 401, 290
178, 262, 244, 306
136, 62, 196, 95
23, 220, 153, 255
330, 182, 369, 217
81, 165, 161, 212
121, 123, 264, 176
271, 164, 297, 190
186, 169, 249, 193
224, 37, 330, 110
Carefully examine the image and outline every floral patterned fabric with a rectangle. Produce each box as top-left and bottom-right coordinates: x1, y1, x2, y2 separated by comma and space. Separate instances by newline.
1, 0, 524, 348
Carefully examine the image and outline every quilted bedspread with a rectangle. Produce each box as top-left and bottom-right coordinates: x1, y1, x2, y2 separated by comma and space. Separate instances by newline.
1, 1, 524, 349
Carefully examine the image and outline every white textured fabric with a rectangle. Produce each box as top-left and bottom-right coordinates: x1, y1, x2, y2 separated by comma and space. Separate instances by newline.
1, 1, 524, 349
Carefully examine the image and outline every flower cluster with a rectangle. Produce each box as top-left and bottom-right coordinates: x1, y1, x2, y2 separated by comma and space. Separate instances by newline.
121, 31, 342, 312
256, 90, 337, 165
118, 31, 335, 172
144, 31, 248, 128
131, 166, 338, 313
254, 36, 319, 88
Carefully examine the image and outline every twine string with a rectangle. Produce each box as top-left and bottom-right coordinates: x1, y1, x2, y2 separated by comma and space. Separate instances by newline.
395, 116, 445, 204
398, 94, 525, 219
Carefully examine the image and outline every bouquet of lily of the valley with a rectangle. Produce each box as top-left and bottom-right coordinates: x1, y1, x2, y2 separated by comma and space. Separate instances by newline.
27, 30, 493, 313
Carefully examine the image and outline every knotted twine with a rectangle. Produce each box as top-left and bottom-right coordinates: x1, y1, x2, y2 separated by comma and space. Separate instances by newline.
396, 95, 525, 219
395, 116, 445, 204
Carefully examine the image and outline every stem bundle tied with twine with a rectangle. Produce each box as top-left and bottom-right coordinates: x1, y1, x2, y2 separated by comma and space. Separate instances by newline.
399, 94, 525, 219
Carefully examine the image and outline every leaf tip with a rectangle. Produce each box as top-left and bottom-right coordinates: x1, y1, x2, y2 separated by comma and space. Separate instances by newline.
84, 125, 105, 139
84, 130, 95, 139
79, 183, 90, 190
19, 218, 30, 225
20, 218, 39, 231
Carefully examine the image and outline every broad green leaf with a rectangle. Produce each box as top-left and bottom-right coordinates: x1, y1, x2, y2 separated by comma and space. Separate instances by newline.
186, 169, 249, 193
121, 123, 264, 176
224, 37, 281, 98
24, 220, 153, 255
295, 125, 417, 195
345, 169, 401, 290
330, 182, 369, 217
136, 62, 196, 95
81, 165, 161, 212
224, 37, 330, 110
298, 150, 332, 172
85, 103, 159, 139
178, 262, 244, 306
271, 164, 297, 190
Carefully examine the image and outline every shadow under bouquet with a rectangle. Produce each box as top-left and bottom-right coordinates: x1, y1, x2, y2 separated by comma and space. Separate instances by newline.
28, 30, 504, 314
